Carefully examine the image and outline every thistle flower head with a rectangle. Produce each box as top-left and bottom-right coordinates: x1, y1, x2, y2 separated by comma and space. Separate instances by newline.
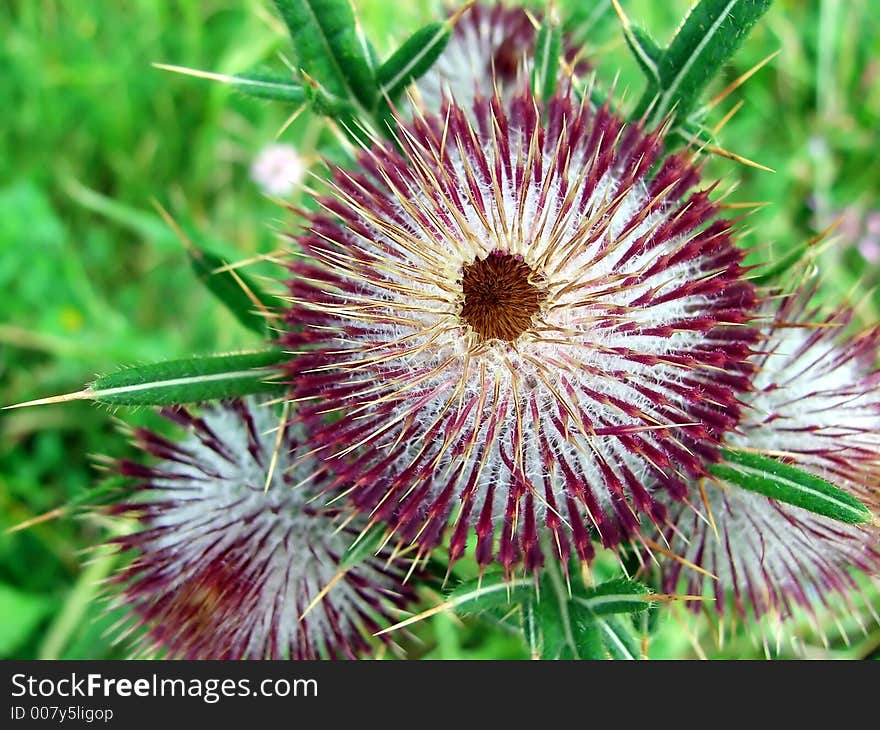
415, 2, 586, 114
109, 398, 416, 659
285, 90, 757, 576
661, 292, 880, 619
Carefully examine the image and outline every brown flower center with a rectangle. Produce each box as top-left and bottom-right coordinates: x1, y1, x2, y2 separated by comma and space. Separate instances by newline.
460, 252, 545, 342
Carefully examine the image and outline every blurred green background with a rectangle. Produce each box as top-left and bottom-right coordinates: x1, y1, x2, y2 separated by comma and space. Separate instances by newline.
1, 0, 878, 659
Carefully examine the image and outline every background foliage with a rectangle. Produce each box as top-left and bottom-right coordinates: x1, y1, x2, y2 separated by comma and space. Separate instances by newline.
1, 0, 879, 659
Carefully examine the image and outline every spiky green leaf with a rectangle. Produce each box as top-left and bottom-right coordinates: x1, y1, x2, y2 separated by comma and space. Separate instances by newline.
531, 16, 563, 101
633, 0, 773, 127
534, 588, 603, 659
571, 578, 653, 616
624, 26, 663, 83
90, 350, 286, 406
595, 615, 642, 660
272, 0, 376, 109
377, 22, 451, 103
711, 448, 873, 525
448, 566, 656, 660
188, 243, 277, 336
228, 69, 306, 103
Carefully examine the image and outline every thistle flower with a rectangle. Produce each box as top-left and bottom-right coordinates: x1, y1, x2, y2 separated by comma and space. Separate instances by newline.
415, 2, 586, 113
284, 90, 758, 576
108, 398, 416, 659
660, 292, 880, 619
251, 143, 305, 197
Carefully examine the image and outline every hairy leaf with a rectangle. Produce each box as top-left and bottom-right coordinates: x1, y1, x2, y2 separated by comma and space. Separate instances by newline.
91, 350, 286, 406
228, 69, 306, 103
377, 22, 451, 104
711, 449, 873, 525
273, 0, 376, 109
188, 243, 277, 335
449, 566, 656, 660
595, 615, 642, 660
624, 26, 663, 84
571, 578, 652, 616
532, 16, 563, 101
633, 0, 773, 127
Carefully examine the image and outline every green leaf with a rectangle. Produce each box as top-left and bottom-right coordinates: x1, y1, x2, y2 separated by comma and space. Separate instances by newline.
562, 0, 613, 42
301, 73, 368, 143
540, 566, 622, 659
90, 350, 286, 406
710, 449, 873, 525
0, 583, 54, 657
531, 16, 563, 101
5, 350, 286, 410
227, 69, 305, 103
377, 22, 451, 104
272, 0, 376, 109
624, 26, 663, 84
153, 64, 305, 104
534, 589, 601, 659
571, 578, 652, 616
633, 0, 773, 127
447, 566, 656, 659
595, 615, 642, 660
187, 242, 277, 336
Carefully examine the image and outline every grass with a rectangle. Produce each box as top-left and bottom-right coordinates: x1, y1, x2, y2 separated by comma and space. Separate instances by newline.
0, 0, 878, 659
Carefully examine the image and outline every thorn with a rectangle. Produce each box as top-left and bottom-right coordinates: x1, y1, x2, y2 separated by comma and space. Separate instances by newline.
150, 199, 196, 254
609, 0, 632, 31
276, 105, 307, 140
707, 50, 781, 109
209, 251, 288, 274
641, 537, 718, 581
717, 200, 772, 210
374, 600, 455, 637
226, 265, 280, 323
711, 99, 744, 136
4, 389, 93, 410
698, 480, 720, 543
264, 400, 291, 493
4, 508, 65, 534
646, 593, 715, 604
704, 145, 775, 172
298, 567, 347, 622
447, 0, 476, 29
152, 63, 240, 86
